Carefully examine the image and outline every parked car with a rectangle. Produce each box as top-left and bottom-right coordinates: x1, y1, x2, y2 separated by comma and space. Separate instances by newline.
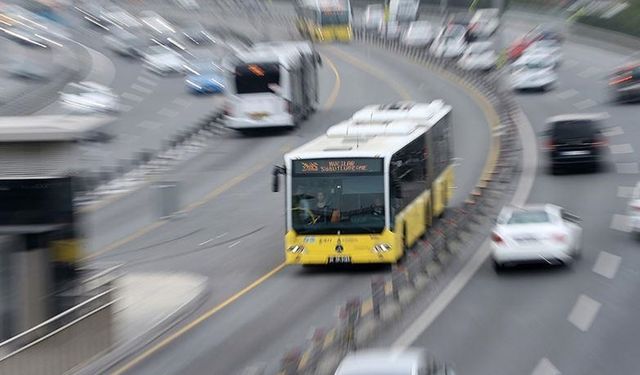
143, 45, 188, 75
185, 62, 225, 94
402, 20, 434, 47
458, 41, 497, 71
542, 113, 608, 174
430, 25, 467, 58
510, 52, 557, 91
104, 29, 148, 58
334, 348, 456, 375
59, 81, 120, 113
469, 8, 499, 38
491, 204, 582, 270
524, 40, 562, 67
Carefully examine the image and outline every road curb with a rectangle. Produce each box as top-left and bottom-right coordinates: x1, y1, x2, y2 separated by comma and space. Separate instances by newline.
73, 274, 210, 375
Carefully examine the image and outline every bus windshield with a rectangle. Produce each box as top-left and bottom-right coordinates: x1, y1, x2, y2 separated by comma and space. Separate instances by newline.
234, 63, 280, 94
291, 159, 385, 234
320, 11, 349, 26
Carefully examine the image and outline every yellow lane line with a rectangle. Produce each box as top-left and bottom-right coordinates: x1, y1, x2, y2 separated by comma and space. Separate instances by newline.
322, 54, 341, 110
324, 45, 413, 101
110, 262, 287, 375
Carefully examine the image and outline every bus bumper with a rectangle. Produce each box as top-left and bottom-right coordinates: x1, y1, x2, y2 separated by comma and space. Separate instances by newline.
224, 114, 295, 129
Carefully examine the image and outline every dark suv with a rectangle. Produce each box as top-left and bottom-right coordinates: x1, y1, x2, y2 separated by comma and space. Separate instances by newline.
543, 114, 607, 174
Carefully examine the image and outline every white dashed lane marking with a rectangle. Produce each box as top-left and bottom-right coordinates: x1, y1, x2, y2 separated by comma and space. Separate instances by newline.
122, 92, 143, 102
610, 214, 631, 233
136, 76, 158, 86
603, 126, 624, 137
609, 144, 634, 154
577, 66, 601, 78
593, 251, 621, 279
573, 99, 597, 110
131, 83, 153, 94
568, 294, 601, 332
616, 162, 639, 174
172, 98, 191, 108
228, 240, 241, 248
137, 120, 160, 129
617, 186, 635, 198
158, 108, 179, 118
555, 89, 578, 100
531, 358, 561, 375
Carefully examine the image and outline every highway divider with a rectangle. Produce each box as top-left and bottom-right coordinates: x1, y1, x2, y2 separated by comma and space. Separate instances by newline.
275, 31, 524, 375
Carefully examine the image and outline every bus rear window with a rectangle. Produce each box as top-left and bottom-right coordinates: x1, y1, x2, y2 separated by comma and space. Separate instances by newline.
235, 63, 280, 94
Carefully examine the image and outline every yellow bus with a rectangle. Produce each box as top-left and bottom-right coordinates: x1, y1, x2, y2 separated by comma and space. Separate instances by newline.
295, 0, 353, 42
272, 101, 454, 265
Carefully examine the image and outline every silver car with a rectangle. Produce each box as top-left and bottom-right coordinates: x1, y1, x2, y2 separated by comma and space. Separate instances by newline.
335, 348, 456, 375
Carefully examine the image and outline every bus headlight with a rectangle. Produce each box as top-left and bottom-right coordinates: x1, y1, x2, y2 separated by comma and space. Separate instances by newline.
373, 243, 392, 254
287, 245, 306, 254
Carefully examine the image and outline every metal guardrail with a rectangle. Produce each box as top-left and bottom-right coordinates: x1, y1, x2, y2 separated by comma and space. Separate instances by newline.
0, 288, 115, 375
274, 28, 523, 375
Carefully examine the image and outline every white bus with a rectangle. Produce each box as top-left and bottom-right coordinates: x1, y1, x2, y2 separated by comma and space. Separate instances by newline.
224, 42, 320, 131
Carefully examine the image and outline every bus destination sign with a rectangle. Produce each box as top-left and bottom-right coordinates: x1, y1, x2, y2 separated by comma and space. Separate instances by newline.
293, 158, 382, 175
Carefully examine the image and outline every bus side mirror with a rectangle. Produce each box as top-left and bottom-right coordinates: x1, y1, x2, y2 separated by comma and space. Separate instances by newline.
272, 165, 285, 192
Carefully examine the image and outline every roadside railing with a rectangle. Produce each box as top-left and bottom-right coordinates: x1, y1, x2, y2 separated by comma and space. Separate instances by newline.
0, 288, 115, 375
275, 28, 524, 375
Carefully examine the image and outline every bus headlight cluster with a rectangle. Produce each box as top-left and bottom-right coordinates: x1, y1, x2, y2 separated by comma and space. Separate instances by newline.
373, 243, 392, 254
287, 245, 305, 254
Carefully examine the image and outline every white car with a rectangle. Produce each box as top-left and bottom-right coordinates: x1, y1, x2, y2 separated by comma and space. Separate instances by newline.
524, 40, 563, 67
458, 41, 497, 71
60, 81, 120, 113
469, 8, 499, 38
402, 21, 434, 48
334, 348, 455, 375
430, 25, 467, 58
491, 204, 582, 270
142, 45, 188, 75
511, 53, 558, 91
627, 181, 640, 237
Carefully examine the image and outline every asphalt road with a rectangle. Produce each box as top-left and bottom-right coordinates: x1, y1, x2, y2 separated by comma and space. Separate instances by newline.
372, 15, 640, 375
79, 16, 493, 375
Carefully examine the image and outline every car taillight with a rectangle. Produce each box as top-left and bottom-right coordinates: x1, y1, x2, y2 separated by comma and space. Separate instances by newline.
544, 139, 556, 150
609, 75, 632, 86
592, 137, 607, 147
491, 232, 504, 244
551, 233, 567, 243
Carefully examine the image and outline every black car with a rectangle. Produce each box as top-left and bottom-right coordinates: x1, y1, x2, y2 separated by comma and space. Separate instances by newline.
543, 114, 607, 174
610, 63, 640, 102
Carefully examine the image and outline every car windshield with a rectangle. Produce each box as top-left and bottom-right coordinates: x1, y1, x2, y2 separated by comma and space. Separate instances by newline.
507, 210, 550, 224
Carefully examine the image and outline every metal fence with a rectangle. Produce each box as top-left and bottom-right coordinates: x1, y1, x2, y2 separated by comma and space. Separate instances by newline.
0, 288, 115, 375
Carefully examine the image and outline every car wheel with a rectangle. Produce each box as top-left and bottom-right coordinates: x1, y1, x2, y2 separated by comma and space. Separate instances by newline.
551, 165, 562, 175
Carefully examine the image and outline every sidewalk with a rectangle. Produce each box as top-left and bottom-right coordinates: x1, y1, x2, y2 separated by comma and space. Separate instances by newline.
74, 272, 209, 375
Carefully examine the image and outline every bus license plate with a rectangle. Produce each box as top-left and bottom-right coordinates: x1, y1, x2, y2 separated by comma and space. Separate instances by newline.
328, 256, 351, 264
